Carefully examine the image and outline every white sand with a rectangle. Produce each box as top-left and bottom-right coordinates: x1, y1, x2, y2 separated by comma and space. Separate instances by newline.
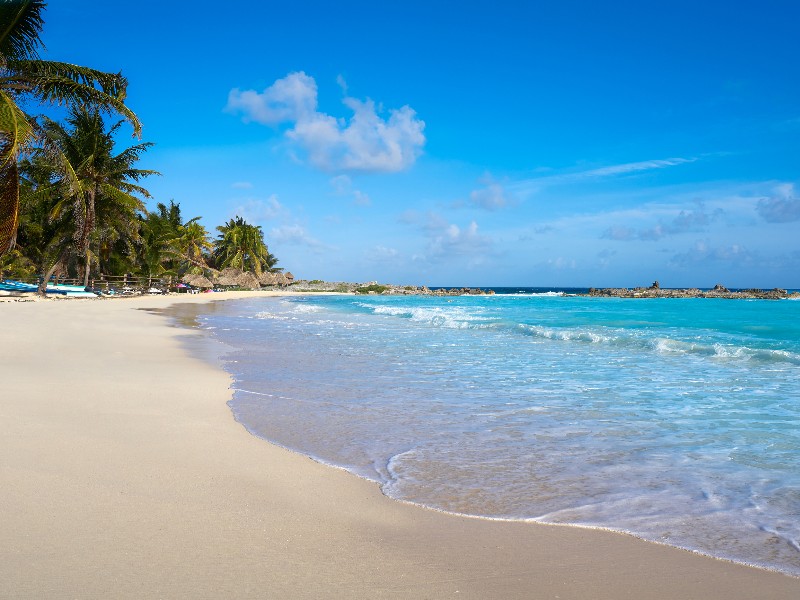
2, 292, 798, 599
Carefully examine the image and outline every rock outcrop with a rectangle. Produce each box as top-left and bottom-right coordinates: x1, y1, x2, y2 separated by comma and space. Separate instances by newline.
587, 284, 797, 300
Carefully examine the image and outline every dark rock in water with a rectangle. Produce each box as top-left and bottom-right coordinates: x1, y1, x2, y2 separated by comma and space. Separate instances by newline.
651, 280, 660, 289
289, 280, 491, 296
586, 283, 795, 300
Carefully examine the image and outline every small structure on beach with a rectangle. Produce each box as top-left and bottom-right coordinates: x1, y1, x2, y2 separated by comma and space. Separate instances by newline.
181, 273, 201, 286
190, 275, 214, 289
284, 272, 295, 283
236, 271, 261, 290
214, 267, 243, 287
259, 271, 278, 286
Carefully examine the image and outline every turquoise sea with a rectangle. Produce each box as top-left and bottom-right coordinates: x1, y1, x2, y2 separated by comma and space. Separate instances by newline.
191, 291, 800, 575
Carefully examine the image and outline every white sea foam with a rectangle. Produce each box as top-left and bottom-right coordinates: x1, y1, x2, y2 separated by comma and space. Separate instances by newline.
203, 293, 800, 577
254, 311, 290, 320
363, 303, 493, 329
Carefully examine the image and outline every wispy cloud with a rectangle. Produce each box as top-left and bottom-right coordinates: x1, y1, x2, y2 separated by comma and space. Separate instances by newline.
400, 211, 494, 263
756, 183, 800, 223
367, 245, 400, 262
469, 174, 515, 211
669, 241, 755, 268
329, 174, 371, 206
229, 195, 285, 222
269, 224, 331, 252
580, 157, 696, 178
510, 156, 697, 195
226, 71, 426, 173
601, 202, 722, 241
231, 181, 254, 190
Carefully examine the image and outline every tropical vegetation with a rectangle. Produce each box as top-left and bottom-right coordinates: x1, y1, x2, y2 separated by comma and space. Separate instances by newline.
0, 1, 282, 292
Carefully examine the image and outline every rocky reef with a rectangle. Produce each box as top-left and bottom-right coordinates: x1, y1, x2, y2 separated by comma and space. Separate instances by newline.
290, 280, 493, 296
586, 281, 798, 300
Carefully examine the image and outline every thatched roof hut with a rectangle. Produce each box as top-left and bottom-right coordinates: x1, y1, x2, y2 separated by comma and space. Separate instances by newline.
284, 271, 295, 282
215, 267, 243, 281
212, 267, 242, 287
259, 271, 278, 286
181, 273, 201, 285
275, 272, 289, 286
236, 271, 261, 290
214, 274, 239, 286
191, 275, 214, 289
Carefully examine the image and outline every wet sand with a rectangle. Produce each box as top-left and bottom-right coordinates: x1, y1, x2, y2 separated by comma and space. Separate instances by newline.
2, 292, 799, 599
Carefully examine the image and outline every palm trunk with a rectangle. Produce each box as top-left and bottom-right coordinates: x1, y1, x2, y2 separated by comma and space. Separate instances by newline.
38, 249, 69, 296
83, 251, 90, 287
80, 187, 96, 288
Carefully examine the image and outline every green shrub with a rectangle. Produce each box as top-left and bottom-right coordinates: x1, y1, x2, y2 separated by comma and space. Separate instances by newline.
355, 284, 388, 294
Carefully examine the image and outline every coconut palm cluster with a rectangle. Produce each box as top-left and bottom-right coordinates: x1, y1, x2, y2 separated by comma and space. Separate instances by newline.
0, 2, 288, 292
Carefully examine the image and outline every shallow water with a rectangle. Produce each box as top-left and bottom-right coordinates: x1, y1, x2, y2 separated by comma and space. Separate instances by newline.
190, 293, 800, 575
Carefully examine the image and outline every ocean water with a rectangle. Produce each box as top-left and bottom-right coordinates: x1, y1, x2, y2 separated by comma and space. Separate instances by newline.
190, 292, 800, 575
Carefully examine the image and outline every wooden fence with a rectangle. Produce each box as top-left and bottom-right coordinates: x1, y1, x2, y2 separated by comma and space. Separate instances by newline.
9, 274, 179, 290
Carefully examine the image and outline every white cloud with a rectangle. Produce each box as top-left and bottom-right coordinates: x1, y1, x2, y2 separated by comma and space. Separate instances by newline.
288, 97, 425, 172
470, 175, 514, 211
225, 72, 317, 125
329, 174, 370, 206
229, 195, 284, 222
368, 245, 399, 261
669, 241, 755, 267
602, 202, 722, 241
756, 183, 800, 223
547, 257, 577, 270
511, 156, 696, 196
269, 224, 330, 252
336, 74, 348, 94
427, 218, 493, 258
353, 190, 371, 206
399, 211, 494, 263
231, 181, 254, 189
330, 174, 351, 194
581, 157, 695, 178
227, 72, 426, 173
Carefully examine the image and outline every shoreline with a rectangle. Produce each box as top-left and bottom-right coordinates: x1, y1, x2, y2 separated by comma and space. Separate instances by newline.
2, 292, 799, 599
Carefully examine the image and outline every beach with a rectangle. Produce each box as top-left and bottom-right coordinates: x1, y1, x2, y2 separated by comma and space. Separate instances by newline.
2, 293, 799, 599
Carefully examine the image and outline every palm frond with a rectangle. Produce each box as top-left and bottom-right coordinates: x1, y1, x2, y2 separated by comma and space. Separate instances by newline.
9, 60, 142, 136
0, 89, 34, 167
0, 0, 45, 64
98, 183, 145, 212
0, 154, 19, 252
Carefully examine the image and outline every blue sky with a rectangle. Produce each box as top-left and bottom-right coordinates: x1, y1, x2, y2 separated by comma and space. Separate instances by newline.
42, 1, 800, 287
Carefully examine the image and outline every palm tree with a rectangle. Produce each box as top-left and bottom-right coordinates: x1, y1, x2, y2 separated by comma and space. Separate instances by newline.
138, 201, 182, 283
213, 216, 270, 276
138, 201, 213, 285
264, 250, 281, 272
36, 107, 156, 290
0, 0, 141, 256
175, 217, 213, 272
